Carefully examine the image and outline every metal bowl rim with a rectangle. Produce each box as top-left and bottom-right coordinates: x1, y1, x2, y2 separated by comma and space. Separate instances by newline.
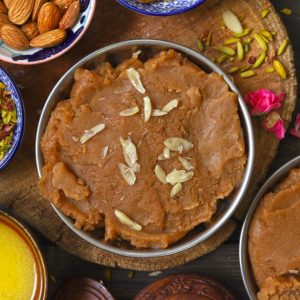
239, 155, 300, 299
36, 39, 255, 258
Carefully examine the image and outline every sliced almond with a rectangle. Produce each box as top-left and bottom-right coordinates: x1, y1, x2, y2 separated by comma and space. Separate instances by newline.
163, 147, 170, 158
120, 137, 139, 172
119, 106, 139, 116
80, 123, 105, 144
178, 157, 194, 171
154, 165, 167, 184
222, 10, 243, 34
162, 99, 178, 113
152, 109, 167, 117
166, 169, 194, 185
143, 96, 152, 122
114, 209, 142, 231
126, 68, 145, 94
101, 145, 109, 159
164, 137, 193, 153
118, 163, 136, 186
170, 183, 182, 198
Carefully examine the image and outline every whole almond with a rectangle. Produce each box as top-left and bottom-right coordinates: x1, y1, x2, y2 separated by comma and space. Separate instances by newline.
3, 0, 12, 9
37, 2, 61, 34
8, 0, 35, 25
0, 13, 11, 31
1, 23, 30, 50
59, 0, 79, 30
52, 0, 74, 12
32, 0, 47, 21
21, 21, 39, 40
30, 29, 66, 48
0, 1, 8, 14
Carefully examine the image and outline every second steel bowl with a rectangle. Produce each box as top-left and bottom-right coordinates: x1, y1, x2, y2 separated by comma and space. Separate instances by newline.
36, 39, 254, 258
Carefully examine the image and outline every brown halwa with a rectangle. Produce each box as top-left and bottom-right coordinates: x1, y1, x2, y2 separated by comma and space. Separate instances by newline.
39, 49, 246, 249
249, 168, 300, 299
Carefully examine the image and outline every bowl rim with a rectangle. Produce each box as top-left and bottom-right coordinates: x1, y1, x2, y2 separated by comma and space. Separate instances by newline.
115, 0, 206, 16
0, 0, 97, 66
36, 39, 255, 258
0, 67, 25, 171
0, 210, 48, 300
239, 155, 300, 299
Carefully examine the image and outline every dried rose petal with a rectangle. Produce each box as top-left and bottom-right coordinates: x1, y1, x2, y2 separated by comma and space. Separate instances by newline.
290, 113, 300, 138
263, 112, 285, 139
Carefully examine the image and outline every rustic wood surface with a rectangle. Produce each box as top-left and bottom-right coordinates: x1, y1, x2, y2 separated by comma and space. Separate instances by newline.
0, 0, 299, 298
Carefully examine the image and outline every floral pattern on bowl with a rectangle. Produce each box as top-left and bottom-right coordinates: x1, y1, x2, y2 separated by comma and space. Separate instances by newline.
0, 68, 24, 171
115, 0, 206, 16
0, 0, 96, 65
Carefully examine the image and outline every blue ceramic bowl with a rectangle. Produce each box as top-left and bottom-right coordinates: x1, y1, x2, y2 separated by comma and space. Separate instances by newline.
0, 0, 96, 65
0, 68, 25, 171
116, 0, 206, 16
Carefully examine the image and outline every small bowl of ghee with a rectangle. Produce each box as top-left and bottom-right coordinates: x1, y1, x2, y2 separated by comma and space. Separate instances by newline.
0, 211, 48, 300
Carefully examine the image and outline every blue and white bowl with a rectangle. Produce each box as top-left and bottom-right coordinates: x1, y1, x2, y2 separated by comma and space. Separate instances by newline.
116, 0, 206, 16
0, 68, 25, 171
0, 0, 96, 65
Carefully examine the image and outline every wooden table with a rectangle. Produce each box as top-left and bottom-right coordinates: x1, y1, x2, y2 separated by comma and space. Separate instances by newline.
1, 1, 300, 299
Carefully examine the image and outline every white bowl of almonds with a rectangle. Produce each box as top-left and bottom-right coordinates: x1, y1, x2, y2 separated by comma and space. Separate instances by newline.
0, 0, 96, 65
36, 40, 254, 257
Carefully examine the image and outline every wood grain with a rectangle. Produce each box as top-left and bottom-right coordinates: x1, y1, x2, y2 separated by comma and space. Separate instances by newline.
0, 0, 297, 271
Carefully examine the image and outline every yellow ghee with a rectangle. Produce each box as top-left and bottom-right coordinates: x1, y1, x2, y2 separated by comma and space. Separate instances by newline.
0, 222, 36, 300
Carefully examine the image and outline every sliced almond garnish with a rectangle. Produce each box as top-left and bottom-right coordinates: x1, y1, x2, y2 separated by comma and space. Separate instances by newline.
178, 157, 194, 171
120, 137, 140, 172
152, 109, 168, 117
114, 209, 142, 231
158, 147, 171, 161
170, 183, 182, 198
119, 107, 139, 116
132, 50, 141, 59
154, 165, 167, 184
162, 99, 178, 113
166, 169, 194, 185
222, 10, 243, 34
164, 138, 194, 153
101, 145, 109, 159
143, 96, 152, 122
118, 163, 136, 185
126, 68, 145, 94
80, 123, 105, 144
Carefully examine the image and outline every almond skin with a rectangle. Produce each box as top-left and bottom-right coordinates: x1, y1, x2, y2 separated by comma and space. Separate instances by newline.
32, 0, 47, 21
37, 2, 61, 34
0, 1, 8, 14
21, 21, 39, 40
1, 23, 29, 50
0, 13, 11, 31
8, 0, 35, 25
52, 0, 74, 12
59, 0, 80, 30
30, 29, 66, 48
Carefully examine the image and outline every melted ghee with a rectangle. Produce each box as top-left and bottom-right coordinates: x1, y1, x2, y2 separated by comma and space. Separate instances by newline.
0, 222, 36, 300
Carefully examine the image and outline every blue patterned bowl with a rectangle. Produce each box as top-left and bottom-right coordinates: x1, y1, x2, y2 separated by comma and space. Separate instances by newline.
116, 0, 206, 16
0, 0, 96, 65
0, 68, 25, 171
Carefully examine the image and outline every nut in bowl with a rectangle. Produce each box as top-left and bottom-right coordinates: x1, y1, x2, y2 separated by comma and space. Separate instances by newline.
36, 40, 254, 258
115, 0, 206, 16
0, 68, 24, 171
0, 0, 96, 65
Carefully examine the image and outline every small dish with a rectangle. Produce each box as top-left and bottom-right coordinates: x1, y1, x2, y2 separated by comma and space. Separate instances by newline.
0, 210, 48, 300
115, 0, 206, 16
239, 155, 300, 299
0, 68, 24, 171
0, 0, 96, 65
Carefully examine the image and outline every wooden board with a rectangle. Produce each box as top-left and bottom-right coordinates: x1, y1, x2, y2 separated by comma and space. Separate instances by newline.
0, 0, 297, 271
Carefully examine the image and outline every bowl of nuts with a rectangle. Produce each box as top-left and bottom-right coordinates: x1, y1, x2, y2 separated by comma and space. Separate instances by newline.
0, 0, 96, 65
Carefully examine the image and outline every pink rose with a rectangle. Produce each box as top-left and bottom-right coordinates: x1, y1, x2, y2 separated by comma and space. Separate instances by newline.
290, 113, 300, 138
245, 89, 286, 115
263, 111, 286, 139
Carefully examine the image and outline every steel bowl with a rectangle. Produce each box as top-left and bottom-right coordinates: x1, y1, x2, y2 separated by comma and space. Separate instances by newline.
36, 39, 254, 258
239, 156, 300, 299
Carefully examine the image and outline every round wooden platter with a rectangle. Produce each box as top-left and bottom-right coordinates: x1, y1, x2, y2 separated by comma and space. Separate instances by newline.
0, 0, 297, 271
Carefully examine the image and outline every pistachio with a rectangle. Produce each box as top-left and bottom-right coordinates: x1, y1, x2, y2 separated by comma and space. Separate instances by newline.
254, 33, 268, 52
265, 66, 275, 73
215, 46, 235, 56
233, 28, 251, 38
260, 30, 273, 41
278, 39, 289, 55
197, 39, 204, 52
170, 183, 182, 198
252, 52, 266, 69
237, 41, 244, 61
273, 59, 287, 79
115, 209, 142, 231
217, 54, 228, 64
240, 70, 256, 78
205, 31, 212, 47
228, 66, 239, 74
223, 37, 240, 45
280, 8, 292, 15
261, 8, 270, 18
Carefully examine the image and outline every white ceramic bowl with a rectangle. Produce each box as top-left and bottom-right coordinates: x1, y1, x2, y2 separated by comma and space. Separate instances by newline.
0, 0, 96, 65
